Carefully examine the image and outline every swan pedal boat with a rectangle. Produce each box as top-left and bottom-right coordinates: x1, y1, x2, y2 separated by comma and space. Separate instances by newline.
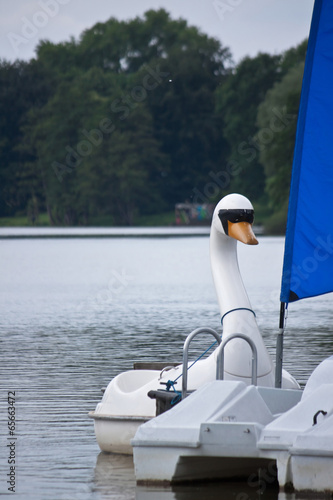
90, 194, 333, 493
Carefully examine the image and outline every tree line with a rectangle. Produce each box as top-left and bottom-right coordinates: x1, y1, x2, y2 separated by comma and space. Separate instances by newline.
0, 9, 307, 229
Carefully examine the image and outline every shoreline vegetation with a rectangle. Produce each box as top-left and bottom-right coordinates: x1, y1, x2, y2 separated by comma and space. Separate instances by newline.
0, 205, 268, 233
1, 9, 307, 234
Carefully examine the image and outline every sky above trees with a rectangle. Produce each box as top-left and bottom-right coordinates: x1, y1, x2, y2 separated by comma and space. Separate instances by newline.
0, 0, 314, 63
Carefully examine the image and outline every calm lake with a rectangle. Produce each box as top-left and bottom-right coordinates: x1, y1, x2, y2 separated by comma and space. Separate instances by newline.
1, 229, 332, 500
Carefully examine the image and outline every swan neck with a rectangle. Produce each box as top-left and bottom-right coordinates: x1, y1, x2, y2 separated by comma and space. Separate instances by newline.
210, 228, 252, 318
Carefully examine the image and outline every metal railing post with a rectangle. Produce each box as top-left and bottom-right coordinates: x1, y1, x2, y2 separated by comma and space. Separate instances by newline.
216, 333, 258, 386
275, 302, 285, 388
182, 327, 221, 399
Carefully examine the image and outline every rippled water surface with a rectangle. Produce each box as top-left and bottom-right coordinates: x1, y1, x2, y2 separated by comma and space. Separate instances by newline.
1, 231, 332, 499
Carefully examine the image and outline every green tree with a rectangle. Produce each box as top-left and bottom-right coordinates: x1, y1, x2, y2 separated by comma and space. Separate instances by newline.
256, 61, 304, 229
21, 9, 232, 223
20, 69, 120, 224
216, 53, 282, 201
1, 10, 307, 227
141, 16, 231, 204
0, 58, 51, 218
81, 103, 168, 225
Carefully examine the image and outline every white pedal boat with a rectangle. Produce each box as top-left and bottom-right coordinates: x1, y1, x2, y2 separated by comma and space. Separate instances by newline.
133, 356, 333, 492
90, 194, 299, 454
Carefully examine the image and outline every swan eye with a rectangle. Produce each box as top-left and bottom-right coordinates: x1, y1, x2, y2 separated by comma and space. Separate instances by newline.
218, 209, 254, 235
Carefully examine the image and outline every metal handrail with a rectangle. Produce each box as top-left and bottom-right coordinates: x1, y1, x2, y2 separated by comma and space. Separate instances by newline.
216, 333, 258, 386
182, 327, 221, 399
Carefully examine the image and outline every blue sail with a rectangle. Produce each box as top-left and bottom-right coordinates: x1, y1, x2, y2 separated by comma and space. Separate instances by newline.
280, 0, 333, 303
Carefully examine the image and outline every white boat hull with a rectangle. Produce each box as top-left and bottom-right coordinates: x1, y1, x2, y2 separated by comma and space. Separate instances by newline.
135, 446, 272, 485
91, 359, 297, 455
132, 380, 302, 483
89, 412, 150, 454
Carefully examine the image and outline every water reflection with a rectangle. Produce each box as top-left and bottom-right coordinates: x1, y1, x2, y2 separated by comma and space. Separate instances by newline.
93, 453, 136, 500
93, 451, 326, 500
137, 482, 279, 500
93, 452, 281, 500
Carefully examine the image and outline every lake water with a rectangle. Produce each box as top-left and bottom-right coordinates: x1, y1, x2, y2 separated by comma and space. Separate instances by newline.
1, 229, 332, 500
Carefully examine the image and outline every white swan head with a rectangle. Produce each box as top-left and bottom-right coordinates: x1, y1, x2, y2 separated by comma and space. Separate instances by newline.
212, 193, 258, 245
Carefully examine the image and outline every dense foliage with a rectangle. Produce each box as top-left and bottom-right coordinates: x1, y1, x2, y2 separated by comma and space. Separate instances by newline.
0, 10, 307, 229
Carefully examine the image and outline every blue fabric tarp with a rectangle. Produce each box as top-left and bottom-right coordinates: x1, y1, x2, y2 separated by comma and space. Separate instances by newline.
280, 0, 333, 303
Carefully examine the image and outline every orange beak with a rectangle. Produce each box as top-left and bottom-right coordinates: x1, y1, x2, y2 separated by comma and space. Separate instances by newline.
227, 221, 258, 245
